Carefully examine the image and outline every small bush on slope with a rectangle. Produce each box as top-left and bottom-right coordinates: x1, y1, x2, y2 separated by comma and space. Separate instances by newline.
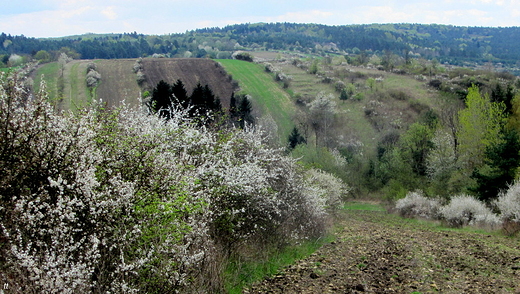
0, 72, 339, 293
496, 182, 520, 235
496, 181, 520, 222
439, 195, 500, 228
304, 168, 349, 214
395, 190, 442, 219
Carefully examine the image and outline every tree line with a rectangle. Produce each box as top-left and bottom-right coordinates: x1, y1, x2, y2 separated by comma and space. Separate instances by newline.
3, 23, 520, 66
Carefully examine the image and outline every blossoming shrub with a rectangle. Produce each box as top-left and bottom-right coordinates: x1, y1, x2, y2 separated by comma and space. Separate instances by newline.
395, 191, 442, 219
0, 73, 335, 293
496, 182, 520, 235
304, 168, 349, 214
496, 182, 520, 222
439, 195, 500, 228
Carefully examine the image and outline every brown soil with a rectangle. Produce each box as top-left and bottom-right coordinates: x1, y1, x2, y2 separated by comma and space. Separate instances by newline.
141, 58, 236, 107
246, 210, 520, 293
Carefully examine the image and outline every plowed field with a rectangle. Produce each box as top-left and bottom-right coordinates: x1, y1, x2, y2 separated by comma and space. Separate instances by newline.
142, 58, 236, 107
246, 209, 520, 293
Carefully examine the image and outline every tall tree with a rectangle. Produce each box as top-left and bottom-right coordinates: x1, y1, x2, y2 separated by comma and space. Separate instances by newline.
471, 128, 520, 201
457, 85, 506, 171
189, 83, 221, 117
171, 79, 189, 108
229, 94, 253, 128
399, 122, 435, 176
491, 83, 515, 114
149, 80, 173, 118
237, 94, 253, 128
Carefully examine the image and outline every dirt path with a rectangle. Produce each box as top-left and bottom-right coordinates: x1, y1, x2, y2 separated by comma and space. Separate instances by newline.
245, 210, 520, 293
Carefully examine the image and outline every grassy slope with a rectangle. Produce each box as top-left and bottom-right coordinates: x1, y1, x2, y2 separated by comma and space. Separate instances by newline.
279, 60, 380, 154
218, 59, 295, 142
273, 57, 446, 158
63, 60, 91, 110
34, 62, 60, 103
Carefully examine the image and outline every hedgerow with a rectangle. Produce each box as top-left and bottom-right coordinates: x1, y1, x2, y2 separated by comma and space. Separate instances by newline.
0, 72, 340, 293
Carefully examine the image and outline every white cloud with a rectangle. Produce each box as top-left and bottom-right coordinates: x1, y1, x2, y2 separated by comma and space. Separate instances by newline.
3, 0, 520, 37
356, 6, 416, 23
268, 10, 335, 24
101, 6, 117, 20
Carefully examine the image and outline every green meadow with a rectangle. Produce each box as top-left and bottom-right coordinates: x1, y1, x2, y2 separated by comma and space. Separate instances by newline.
218, 59, 296, 143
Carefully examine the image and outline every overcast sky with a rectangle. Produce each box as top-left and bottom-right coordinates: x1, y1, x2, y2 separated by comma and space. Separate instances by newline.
2, 0, 520, 38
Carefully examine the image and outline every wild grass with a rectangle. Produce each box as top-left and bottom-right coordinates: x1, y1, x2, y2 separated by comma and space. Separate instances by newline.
343, 202, 386, 211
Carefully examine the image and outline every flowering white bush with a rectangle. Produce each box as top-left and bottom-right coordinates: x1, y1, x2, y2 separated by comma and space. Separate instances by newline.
133, 57, 143, 73
395, 190, 442, 219
0, 71, 332, 292
304, 168, 349, 213
496, 182, 520, 222
86, 68, 101, 88
439, 195, 500, 228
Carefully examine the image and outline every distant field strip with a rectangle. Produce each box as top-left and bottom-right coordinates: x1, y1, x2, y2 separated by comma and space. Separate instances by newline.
218, 59, 295, 142
34, 62, 60, 103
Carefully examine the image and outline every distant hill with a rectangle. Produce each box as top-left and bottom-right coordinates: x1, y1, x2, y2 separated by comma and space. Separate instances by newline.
4, 23, 520, 71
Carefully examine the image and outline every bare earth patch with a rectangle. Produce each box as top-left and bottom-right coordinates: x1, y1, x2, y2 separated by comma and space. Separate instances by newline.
246, 210, 520, 293
142, 58, 235, 107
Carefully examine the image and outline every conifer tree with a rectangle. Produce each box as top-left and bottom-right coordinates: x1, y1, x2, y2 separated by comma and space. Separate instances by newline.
287, 126, 306, 150
149, 80, 173, 118
471, 128, 520, 201
171, 79, 189, 108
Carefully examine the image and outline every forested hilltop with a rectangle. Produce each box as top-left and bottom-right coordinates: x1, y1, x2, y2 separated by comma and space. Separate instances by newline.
2, 23, 520, 71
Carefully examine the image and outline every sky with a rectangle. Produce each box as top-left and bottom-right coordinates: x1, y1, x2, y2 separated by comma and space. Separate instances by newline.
1, 0, 520, 38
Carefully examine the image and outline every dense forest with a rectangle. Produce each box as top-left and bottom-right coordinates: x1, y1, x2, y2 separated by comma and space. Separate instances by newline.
3, 23, 520, 70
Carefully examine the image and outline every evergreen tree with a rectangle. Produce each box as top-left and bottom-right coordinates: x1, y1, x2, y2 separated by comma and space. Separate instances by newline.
287, 126, 306, 150
471, 128, 520, 201
189, 83, 222, 118
171, 79, 189, 108
339, 88, 349, 101
237, 94, 253, 128
229, 94, 253, 128
149, 80, 173, 118
491, 83, 514, 114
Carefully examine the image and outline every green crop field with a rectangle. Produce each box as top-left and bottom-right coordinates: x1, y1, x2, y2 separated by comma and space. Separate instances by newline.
218, 59, 296, 143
